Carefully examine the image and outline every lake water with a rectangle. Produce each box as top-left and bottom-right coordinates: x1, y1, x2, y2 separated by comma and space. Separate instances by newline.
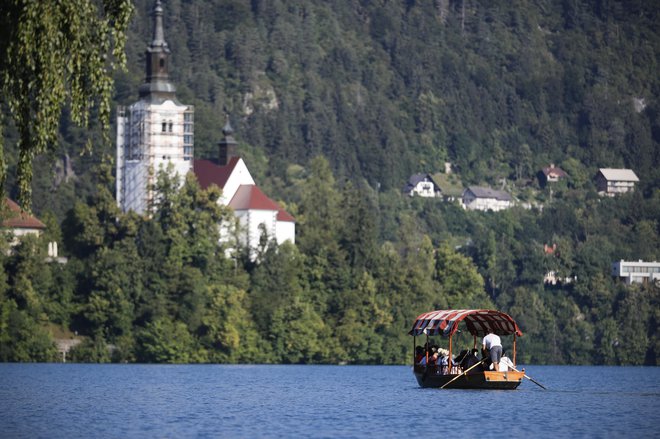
1, 364, 658, 438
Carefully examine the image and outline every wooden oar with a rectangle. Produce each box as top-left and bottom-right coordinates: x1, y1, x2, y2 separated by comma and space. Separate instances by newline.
439, 358, 485, 389
511, 365, 547, 390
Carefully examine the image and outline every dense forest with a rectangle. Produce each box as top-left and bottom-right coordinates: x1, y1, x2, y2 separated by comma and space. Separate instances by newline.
1, 0, 659, 364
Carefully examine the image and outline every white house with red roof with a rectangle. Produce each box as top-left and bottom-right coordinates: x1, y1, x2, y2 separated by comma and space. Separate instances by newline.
1, 198, 46, 243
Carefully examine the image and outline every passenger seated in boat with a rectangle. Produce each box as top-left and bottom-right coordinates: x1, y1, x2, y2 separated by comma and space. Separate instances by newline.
432, 348, 450, 373
481, 348, 492, 371
456, 349, 481, 371
454, 349, 470, 366
498, 355, 514, 371
453, 349, 468, 372
426, 351, 436, 366
415, 346, 425, 364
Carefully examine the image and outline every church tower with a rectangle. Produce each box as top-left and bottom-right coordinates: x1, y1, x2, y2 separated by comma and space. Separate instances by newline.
116, 0, 194, 214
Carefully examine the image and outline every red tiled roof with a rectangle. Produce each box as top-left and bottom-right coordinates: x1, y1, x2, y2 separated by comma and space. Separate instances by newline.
2, 198, 46, 230
193, 157, 240, 190
229, 185, 282, 211
277, 209, 295, 222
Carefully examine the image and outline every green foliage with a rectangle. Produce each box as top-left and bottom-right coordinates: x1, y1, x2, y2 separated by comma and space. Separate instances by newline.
1, 1, 659, 366
68, 334, 111, 363
0, 0, 133, 209
136, 317, 206, 363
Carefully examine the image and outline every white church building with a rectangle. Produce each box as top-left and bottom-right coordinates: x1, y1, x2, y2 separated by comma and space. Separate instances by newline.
116, 0, 294, 254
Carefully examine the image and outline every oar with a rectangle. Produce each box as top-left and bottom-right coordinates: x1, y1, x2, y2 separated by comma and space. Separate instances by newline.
511, 365, 547, 390
439, 358, 486, 389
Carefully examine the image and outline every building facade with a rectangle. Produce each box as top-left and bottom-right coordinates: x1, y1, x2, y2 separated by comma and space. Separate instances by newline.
462, 186, 513, 211
539, 164, 568, 186
403, 174, 442, 197
117, 1, 294, 255
193, 123, 295, 259
611, 260, 660, 285
116, 0, 194, 214
595, 168, 639, 196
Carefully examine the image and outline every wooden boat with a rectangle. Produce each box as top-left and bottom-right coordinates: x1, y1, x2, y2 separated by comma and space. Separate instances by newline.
409, 309, 525, 389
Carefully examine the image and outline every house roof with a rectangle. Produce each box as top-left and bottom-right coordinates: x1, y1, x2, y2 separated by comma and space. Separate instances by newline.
403, 173, 440, 192
542, 165, 568, 178
193, 157, 241, 190
1, 199, 46, 230
598, 168, 639, 182
465, 186, 512, 201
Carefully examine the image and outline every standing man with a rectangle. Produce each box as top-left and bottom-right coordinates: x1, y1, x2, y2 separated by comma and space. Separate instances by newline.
482, 331, 503, 372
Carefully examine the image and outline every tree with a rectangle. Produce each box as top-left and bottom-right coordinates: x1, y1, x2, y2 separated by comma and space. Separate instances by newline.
435, 243, 490, 309
136, 317, 206, 363
0, 0, 133, 209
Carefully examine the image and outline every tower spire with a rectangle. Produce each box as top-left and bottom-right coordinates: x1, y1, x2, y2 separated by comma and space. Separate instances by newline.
139, 0, 176, 100
219, 114, 238, 166
152, 0, 166, 46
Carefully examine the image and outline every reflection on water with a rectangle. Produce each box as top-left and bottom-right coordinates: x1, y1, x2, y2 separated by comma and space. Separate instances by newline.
1, 364, 658, 438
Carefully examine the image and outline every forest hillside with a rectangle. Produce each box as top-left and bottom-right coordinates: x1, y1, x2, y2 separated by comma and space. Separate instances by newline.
1, 0, 658, 364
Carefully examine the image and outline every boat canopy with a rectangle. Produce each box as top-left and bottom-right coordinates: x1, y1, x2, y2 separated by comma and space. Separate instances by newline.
409, 309, 523, 338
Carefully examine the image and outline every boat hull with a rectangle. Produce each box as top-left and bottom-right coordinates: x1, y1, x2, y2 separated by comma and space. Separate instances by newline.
413, 367, 524, 389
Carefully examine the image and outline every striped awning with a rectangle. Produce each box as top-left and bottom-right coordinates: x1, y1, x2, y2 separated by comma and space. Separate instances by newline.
408, 309, 522, 338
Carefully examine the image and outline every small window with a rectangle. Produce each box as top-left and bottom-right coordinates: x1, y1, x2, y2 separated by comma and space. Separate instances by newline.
160, 58, 165, 68
162, 122, 167, 132
168, 122, 173, 133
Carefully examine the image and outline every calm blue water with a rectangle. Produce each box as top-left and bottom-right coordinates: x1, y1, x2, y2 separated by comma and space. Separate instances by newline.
1, 364, 658, 438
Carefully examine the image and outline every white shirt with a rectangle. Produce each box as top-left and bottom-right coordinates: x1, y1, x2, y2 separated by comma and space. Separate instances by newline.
498, 356, 514, 371
483, 333, 502, 349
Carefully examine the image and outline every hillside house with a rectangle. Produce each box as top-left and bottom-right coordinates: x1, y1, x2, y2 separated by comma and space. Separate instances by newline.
539, 164, 568, 186
1, 198, 46, 245
403, 174, 442, 197
595, 168, 639, 196
462, 186, 513, 211
611, 260, 660, 285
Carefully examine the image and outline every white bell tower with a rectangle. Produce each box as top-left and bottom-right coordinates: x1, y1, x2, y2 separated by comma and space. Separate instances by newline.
116, 0, 193, 214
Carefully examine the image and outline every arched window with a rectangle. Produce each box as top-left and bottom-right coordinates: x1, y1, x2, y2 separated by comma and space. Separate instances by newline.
162, 121, 167, 132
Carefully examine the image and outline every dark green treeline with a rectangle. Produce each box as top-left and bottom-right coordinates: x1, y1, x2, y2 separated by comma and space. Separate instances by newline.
1, 1, 659, 364
1, 157, 659, 365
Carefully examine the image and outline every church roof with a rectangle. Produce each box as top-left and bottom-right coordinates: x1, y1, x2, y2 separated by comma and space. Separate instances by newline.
193, 157, 241, 190
2, 199, 46, 230
229, 185, 283, 211
193, 160, 294, 222
277, 209, 296, 223
229, 185, 295, 223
